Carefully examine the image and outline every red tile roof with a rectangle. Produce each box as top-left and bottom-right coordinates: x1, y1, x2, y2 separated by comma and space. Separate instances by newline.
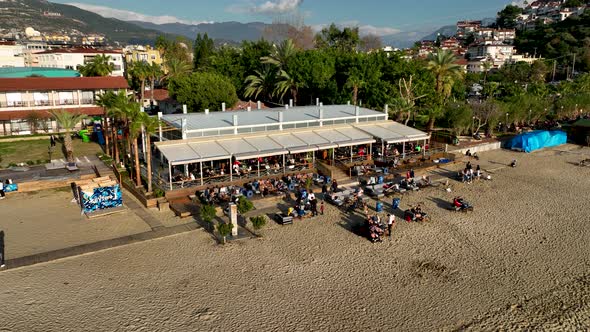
0, 107, 104, 120
0, 76, 129, 92
36, 48, 123, 55
141, 89, 169, 101
227, 100, 270, 111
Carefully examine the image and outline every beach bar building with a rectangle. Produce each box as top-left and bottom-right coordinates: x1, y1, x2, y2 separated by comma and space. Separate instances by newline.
154, 104, 430, 192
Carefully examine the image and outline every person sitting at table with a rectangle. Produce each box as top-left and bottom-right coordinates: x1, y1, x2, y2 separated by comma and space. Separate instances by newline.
233, 163, 241, 176
189, 172, 196, 181
358, 146, 365, 156
393, 148, 400, 156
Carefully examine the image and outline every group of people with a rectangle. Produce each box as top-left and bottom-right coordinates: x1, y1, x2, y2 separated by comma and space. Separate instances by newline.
460, 161, 482, 184
366, 212, 396, 243
288, 189, 324, 219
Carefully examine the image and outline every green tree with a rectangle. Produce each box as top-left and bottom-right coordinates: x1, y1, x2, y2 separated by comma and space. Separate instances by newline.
497, 5, 523, 29
162, 57, 192, 86
315, 23, 360, 52
274, 69, 305, 105
78, 54, 114, 77
261, 39, 297, 69
128, 61, 150, 104
50, 110, 88, 162
138, 112, 161, 193
425, 49, 463, 131
244, 65, 278, 101
147, 62, 164, 107
169, 72, 239, 112
193, 33, 214, 70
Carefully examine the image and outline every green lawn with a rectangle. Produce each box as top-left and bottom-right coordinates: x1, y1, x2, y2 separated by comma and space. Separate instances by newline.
0, 137, 103, 168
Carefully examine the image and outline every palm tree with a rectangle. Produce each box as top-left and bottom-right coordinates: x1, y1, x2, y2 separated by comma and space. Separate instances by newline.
426, 49, 463, 131
162, 58, 192, 86
96, 91, 116, 157
147, 63, 164, 107
274, 70, 304, 105
345, 68, 366, 106
138, 112, 161, 193
244, 65, 278, 101
128, 115, 143, 187
79, 54, 114, 77
261, 39, 297, 69
129, 61, 150, 104
50, 110, 88, 162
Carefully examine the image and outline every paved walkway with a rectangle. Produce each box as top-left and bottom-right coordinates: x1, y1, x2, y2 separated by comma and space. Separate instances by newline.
2, 222, 201, 271
122, 192, 164, 230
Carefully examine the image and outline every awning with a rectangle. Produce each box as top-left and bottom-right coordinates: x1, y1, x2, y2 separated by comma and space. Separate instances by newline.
188, 141, 231, 163
218, 138, 258, 156
315, 127, 375, 148
269, 134, 317, 154
158, 144, 201, 166
354, 123, 428, 144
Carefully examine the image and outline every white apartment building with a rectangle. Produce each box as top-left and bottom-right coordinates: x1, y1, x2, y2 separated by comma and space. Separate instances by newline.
467, 42, 515, 61
36, 48, 125, 76
0, 42, 26, 68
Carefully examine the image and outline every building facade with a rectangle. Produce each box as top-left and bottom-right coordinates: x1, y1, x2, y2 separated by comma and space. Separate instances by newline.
36, 48, 125, 76
124, 45, 164, 68
0, 76, 128, 135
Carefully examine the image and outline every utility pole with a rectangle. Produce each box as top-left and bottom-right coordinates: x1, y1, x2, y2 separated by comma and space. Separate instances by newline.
552, 60, 557, 82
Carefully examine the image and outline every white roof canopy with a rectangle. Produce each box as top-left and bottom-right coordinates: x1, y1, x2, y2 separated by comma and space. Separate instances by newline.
156, 121, 426, 165
354, 123, 429, 144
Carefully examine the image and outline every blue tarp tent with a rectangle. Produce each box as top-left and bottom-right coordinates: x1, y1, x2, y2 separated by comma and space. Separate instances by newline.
506, 130, 567, 153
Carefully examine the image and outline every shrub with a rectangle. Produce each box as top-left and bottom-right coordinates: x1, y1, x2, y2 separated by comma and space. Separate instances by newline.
200, 204, 216, 224
250, 215, 267, 230
217, 222, 233, 239
236, 196, 254, 214
154, 188, 165, 198
8, 163, 17, 167
26, 160, 35, 165
36, 159, 45, 164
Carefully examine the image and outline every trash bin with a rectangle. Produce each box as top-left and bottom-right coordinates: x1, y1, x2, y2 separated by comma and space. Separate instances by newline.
376, 201, 383, 212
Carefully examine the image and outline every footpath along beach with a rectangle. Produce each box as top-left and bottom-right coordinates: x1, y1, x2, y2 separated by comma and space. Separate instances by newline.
0, 146, 589, 331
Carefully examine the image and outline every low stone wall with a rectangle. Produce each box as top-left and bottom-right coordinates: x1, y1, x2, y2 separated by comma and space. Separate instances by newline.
452, 141, 502, 155
8, 173, 96, 193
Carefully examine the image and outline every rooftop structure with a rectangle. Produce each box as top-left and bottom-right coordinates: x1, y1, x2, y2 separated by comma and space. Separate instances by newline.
0, 67, 80, 78
155, 104, 430, 191
161, 105, 390, 139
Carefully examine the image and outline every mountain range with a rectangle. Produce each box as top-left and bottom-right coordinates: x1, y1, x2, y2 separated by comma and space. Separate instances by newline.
0, 0, 487, 48
0, 0, 164, 45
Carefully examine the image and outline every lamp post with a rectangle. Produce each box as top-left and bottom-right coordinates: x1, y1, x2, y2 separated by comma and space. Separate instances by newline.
505, 113, 509, 132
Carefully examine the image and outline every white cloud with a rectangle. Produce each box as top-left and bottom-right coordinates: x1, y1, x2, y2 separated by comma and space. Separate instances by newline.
227, 0, 303, 15
66, 3, 212, 25
312, 22, 400, 37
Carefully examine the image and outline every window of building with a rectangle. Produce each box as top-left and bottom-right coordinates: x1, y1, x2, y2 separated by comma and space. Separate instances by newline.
58, 91, 75, 105
81, 91, 94, 104
33, 92, 50, 106
5, 92, 24, 107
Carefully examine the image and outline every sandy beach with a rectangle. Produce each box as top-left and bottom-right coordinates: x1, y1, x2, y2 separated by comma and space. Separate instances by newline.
0, 146, 589, 331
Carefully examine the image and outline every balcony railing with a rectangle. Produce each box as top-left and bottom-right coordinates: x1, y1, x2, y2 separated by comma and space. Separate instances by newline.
59, 99, 78, 105
80, 98, 94, 105
34, 100, 52, 106
0, 101, 28, 107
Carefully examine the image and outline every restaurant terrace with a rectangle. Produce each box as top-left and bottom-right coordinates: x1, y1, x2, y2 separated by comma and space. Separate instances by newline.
153, 104, 430, 191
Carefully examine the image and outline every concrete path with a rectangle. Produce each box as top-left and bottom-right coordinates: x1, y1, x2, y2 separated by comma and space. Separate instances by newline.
2, 222, 201, 271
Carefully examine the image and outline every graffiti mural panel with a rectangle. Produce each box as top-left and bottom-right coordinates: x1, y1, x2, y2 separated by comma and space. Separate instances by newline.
80, 185, 123, 213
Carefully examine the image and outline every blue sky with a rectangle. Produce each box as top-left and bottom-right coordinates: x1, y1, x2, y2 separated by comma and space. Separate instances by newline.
58, 0, 517, 35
